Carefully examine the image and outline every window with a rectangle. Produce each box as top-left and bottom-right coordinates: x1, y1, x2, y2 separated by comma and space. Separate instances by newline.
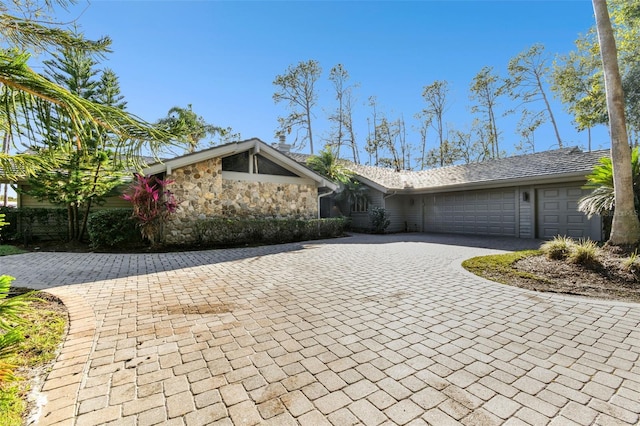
221, 151, 298, 177
255, 154, 297, 176
222, 152, 249, 172
351, 196, 369, 213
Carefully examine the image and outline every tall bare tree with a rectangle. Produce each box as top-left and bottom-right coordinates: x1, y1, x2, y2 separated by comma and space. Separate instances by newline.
470, 67, 506, 159
592, 0, 640, 245
273, 59, 321, 153
328, 64, 359, 163
507, 44, 563, 149
421, 80, 450, 166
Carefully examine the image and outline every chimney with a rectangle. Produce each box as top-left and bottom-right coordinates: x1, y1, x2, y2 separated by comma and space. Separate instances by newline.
276, 133, 291, 153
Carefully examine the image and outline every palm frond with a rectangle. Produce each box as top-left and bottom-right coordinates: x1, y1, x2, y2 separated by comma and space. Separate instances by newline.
0, 50, 175, 171
0, 13, 111, 54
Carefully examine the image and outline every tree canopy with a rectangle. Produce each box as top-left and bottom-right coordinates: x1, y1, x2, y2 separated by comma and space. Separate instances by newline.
0, 0, 175, 179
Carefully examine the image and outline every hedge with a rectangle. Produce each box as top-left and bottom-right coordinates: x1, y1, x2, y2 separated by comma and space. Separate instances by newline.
87, 208, 144, 250
193, 217, 348, 247
0, 207, 67, 243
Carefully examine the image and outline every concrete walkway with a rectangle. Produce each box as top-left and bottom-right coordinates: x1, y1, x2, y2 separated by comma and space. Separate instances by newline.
3, 233, 639, 425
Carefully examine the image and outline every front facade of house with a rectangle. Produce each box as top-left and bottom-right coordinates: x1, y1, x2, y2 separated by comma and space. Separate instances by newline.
7, 141, 607, 243
144, 138, 337, 244
337, 148, 606, 241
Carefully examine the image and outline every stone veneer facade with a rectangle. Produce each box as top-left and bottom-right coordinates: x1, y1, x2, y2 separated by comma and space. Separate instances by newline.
163, 157, 318, 244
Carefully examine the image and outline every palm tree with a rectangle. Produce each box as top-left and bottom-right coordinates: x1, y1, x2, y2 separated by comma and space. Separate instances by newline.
0, 1, 175, 179
306, 147, 352, 184
579, 147, 640, 218
156, 104, 223, 153
592, 0, 640, 245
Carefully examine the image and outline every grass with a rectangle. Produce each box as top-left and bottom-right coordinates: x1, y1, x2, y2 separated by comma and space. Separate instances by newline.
462, 249, 546, 284
0, 246, 26, 257
568, 238, 601, 267
0, 297, 67, 426
540, 235, 575, 260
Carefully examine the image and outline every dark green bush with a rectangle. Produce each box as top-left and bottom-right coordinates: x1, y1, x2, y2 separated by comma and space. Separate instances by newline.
369, 207, 390, 234
193, 217, 347, 247
87, 209, 143, 250
0, 207, 67, 243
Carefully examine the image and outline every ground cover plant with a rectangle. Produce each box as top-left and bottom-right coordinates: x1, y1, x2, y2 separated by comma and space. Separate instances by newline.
0, 274, 67, 426
463, 236, 640, 303
0, 295, 67, 426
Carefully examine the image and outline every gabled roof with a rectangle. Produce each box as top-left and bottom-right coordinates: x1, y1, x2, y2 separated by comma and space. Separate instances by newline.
144, 138, 338, 190
341, 147, 609, 194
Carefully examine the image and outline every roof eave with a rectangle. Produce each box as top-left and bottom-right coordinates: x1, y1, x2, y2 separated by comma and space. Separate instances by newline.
396, 171, 592, 194
143, 138, 337, 191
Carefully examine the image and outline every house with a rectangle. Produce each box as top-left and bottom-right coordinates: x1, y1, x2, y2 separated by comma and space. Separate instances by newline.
4, 139, 610, 243
315, 147, 607, 241
142, 138, 338, 244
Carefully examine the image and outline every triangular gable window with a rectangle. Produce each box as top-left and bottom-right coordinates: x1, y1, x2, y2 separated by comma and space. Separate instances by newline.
255, 154, 297, 176
221, 151, 297, 177
221, 151, 249, 172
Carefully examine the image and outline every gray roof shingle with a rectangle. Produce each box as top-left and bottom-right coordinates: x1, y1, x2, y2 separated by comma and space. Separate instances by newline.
285, 147, 610, 193
348, 147, 609, 192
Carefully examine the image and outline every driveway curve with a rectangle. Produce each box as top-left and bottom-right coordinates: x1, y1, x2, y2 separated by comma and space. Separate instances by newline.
3, 233, 639, 426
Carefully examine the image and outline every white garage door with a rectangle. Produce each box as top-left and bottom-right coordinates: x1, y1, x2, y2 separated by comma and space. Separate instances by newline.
536, 186, 602, 240
424, 189, 517, 236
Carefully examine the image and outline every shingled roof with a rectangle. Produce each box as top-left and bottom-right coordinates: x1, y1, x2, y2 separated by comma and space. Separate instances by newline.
284, 147, 609, 194
347, 147, 609, 193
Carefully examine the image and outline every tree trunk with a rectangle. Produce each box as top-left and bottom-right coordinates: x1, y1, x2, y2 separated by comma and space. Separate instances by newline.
536, 73, 563, 148
593, 0, 640, 245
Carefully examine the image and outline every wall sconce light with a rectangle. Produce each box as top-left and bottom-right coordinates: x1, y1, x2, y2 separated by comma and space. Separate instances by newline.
522, 191, 530, 202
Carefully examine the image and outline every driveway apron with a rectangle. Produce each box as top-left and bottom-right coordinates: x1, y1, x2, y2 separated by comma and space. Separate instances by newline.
3, 233, 639, 425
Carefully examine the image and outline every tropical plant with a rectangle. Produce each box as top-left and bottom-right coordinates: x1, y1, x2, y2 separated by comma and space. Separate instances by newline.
122, 174, 177, 247
156, 104, 226, 153
306, 147, 352, 184
579, 139, 640, 221
592, 0, 640, 245
0, 275, 34, 383
540, 235, 575, 260
569, 238, 601, 267
0, 0, 175, 181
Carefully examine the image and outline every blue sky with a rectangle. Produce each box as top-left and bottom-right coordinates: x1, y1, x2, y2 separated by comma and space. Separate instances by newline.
53, 0, 609, 164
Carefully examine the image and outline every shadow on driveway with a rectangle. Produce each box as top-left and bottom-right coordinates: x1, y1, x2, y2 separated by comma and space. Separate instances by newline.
2, 232, 543, 289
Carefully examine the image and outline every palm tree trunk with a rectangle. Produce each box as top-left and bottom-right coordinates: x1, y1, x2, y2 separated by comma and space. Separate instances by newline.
593, 0, 640, 245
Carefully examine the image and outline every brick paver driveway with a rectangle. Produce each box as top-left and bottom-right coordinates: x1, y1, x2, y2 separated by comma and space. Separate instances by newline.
4, 233, 639, 425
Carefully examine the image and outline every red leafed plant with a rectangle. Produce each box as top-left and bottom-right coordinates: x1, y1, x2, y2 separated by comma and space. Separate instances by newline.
122, 174, 177, 246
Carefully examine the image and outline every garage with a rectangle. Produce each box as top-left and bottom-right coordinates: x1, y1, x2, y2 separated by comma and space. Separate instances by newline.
536, 185, 602, 241
423, 189, 517, 237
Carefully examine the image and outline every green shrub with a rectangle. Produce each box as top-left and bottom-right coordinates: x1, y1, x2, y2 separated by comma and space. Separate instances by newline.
540, 235, 575, 260
87, 209, 143, 250
193, 217, 347, 248
622, 250, 639, 271
369, 207, 390, 234
0, 207, 67, 243
568, 238, 601, 267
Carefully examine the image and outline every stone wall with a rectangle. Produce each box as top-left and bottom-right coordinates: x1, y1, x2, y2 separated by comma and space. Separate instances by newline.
163, 157, 319, 244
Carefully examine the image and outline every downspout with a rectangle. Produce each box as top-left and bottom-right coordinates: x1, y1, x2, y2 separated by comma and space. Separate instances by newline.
384, 191, 397, 199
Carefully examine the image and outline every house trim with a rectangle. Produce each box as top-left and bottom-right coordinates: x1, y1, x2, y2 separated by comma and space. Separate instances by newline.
222, 171, 316, 186
145, 138, 337, 191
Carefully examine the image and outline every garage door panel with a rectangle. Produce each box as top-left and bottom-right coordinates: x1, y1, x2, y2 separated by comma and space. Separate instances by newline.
567, 215, 585, 224
536, 186, 601, 241
424, 189, 517, 237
